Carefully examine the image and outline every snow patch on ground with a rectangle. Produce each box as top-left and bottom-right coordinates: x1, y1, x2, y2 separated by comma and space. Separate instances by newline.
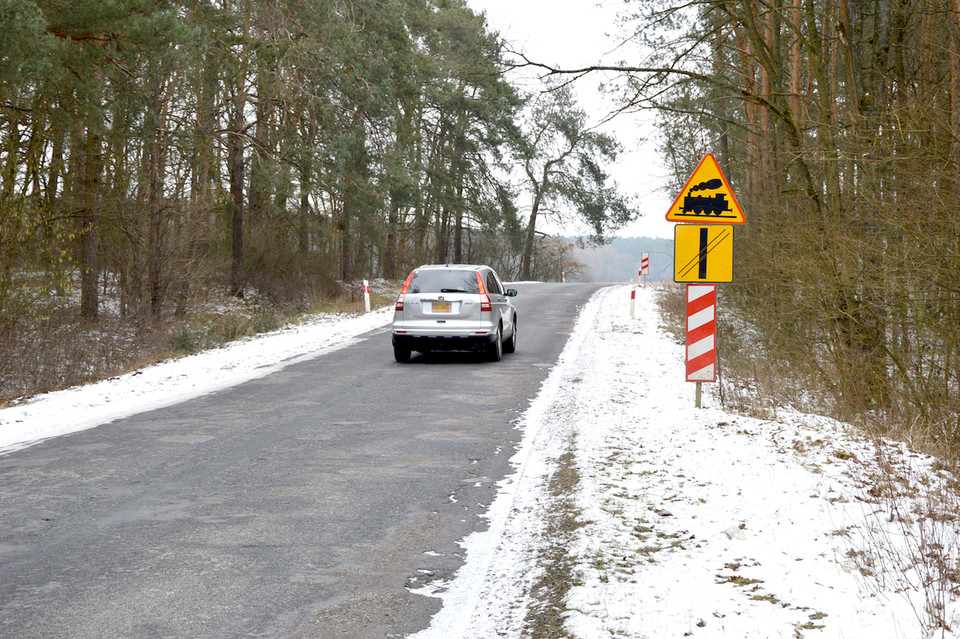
411, 285, 960, 638
0, 307, 393, 454
409, 279, 606, 637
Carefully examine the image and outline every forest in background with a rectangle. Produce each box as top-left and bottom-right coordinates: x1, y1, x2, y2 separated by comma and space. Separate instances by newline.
0, 0, 633, 401
0, 0, 634, 319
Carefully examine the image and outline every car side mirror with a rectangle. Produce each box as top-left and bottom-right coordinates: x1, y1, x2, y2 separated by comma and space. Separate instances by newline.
505, 288, 518, 297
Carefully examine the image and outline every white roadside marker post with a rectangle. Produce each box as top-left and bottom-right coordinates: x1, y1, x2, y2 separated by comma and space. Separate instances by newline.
630, 265, 643, 318
363, 280, 371, 313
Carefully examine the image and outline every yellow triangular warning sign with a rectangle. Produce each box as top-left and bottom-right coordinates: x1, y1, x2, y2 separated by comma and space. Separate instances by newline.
665, 153, 746, 224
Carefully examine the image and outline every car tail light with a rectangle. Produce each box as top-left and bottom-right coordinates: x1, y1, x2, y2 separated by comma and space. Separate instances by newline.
476, 272, 492, 312
396, 271, 414, 311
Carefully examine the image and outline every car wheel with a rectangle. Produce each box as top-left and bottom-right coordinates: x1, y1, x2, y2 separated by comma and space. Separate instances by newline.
394, 344, 411, 363
503, 316, 517, 354
488, 326, 503, 362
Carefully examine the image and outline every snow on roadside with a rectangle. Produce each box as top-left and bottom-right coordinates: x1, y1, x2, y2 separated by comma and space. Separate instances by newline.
0, 307, 393, 454
409, 278, 607, 638
411, 284, 959, 638
561, 286, 940, 638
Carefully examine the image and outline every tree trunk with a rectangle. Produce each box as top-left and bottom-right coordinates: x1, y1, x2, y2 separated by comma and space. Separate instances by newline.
249, 77, 274, 228
339, 202, 351, 281
299, 167, 310, 255
340, 117, 367, 281
385, 201, 399, 277
147, 76, 167, 321
178, 54, 218, 317
436, 205, 449, 264
521, 187, 542, 281
78, 124, 100, 320
229, 75, 245, 298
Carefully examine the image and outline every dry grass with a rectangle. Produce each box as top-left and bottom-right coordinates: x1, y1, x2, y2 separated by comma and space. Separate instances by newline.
653, 282, 686, 343
0, 278, 400, 406
848, 441, 960, 635
525, 449, 583, 638
653, 284, 960, 634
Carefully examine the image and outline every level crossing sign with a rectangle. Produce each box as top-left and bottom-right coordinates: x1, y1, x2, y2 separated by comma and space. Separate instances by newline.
661, 152, 745, 403
665, 153, 746, 224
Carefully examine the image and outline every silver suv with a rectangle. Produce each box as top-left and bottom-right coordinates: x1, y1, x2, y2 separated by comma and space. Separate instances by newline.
391, 264, 518, 362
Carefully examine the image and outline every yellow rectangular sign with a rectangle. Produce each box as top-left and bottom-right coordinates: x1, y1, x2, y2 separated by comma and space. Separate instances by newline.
674, 224, 734, 283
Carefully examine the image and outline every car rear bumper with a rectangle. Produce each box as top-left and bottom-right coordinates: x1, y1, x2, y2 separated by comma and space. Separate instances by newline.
392, 331, 497, 352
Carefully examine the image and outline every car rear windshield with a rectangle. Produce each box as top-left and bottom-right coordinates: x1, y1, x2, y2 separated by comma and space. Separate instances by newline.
408, 269, 480, 294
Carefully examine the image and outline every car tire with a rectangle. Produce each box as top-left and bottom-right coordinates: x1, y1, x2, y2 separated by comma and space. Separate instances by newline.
488, 326, 503, 362
503, 316, 517, 354
394, 344, 411, 363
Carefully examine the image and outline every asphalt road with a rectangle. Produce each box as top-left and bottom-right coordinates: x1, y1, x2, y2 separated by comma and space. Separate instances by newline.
0, 282, 605, 639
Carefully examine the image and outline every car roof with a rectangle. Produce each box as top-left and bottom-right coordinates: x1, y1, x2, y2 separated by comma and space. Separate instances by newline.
414, 264, 489, 272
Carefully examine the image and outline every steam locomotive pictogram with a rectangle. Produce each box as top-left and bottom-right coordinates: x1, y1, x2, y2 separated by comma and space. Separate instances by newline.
681, 178, 731, 216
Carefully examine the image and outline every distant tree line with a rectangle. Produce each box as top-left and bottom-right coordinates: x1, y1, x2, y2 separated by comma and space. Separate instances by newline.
574, 236, 673, 283
0, 0, 633, 326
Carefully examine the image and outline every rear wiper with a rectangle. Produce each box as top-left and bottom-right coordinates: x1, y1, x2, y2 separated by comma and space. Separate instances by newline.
440, 288, 469, 293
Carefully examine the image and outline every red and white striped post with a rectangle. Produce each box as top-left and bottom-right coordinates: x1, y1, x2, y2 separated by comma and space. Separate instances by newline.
641, 252, 649, 287
686, 284, 717, 407
363, 279, 372, 313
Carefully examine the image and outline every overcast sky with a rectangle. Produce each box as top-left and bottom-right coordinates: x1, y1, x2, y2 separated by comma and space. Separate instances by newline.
464, 0, 675, 239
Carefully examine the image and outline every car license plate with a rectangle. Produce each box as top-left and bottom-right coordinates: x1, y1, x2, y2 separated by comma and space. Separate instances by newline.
433, 301, 452, 313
